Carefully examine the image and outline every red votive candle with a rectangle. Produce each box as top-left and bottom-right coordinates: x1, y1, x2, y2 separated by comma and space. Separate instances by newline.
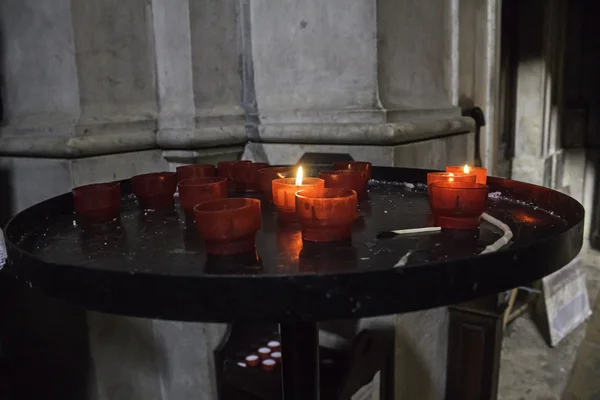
272, 168, 324, 221
193, 198, 261, 255
72, 182, 121, 223
295, 188, 358, 242
245, 354, 259, 367
176, 164, 216, 182
271, 352, 282, 363
258, 347, 271, 359
427, 172, 476, 186
261, 359, 276, 371
333, 161, 372, 182
319, 170, 366, 196
428, 181, 489, 230
445, 165, 487, 185
258, 166, 296, 201
218, 160, 252, 190
232, 162, 269, 192
267, 341, 281, 352
132, 172, 177, 209
178, 177, 227, 214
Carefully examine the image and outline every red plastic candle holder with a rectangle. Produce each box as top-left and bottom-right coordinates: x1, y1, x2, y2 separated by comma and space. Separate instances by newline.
132, 172, 177, 209
245, 355, 259, 367
193, 198, 261, 255
267, 341, 281, 352
261, 359, 276, 371
232, 162, 269, 192
72, 182, 121, 223
258, 347, 271, 359
272, 178, 325, 221
176, 164, 216, 182
427, 172, 476, 186
295, 188, 358, 242
428, 181, 489, 230
218, 160, 251, 180
218, 160, 252, 190
445, 165, 488, 184
333, 161, 372, 182
319, 170, 366, 196
178, 177, 227, 214
271, 352, 282, 363
258, 166, 296, 201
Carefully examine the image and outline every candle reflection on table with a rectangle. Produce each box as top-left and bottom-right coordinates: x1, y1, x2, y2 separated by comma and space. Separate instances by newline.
276, 227, 303, 266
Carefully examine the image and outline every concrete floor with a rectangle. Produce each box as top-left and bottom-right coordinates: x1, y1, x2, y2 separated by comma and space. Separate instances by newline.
498, 247, 600, 400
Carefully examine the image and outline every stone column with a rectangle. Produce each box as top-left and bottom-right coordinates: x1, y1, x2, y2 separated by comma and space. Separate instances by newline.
245, 0, 475, 168
511, 0, 566, 187
249, 0, 469, 141
156, 0, 248, 149
458, 0, 502, 172
0, 0, 80, 137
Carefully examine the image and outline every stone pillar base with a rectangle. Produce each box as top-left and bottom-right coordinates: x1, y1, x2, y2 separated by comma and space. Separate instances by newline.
243, 132, 475, 170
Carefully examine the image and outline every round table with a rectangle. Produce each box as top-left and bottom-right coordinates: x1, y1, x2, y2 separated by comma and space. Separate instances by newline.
3, 166, 584, 399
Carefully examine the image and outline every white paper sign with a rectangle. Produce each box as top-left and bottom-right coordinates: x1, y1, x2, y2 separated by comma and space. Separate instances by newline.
0, 228, 6, 269
351, 371, 380, 400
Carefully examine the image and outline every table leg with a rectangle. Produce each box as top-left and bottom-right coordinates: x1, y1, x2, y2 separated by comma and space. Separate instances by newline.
280, 322, 320, 400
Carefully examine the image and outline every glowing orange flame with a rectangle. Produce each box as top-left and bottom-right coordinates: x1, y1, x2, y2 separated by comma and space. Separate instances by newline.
463, 164, 470, 174
295, 166, 303, 186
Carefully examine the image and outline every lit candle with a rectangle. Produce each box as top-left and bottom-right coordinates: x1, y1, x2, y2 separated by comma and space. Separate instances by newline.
427, 172, 476, 186
272, 166, 324, 221
445, 164, 487, 184
428, 181, 489, 230
333, 161, 372, 180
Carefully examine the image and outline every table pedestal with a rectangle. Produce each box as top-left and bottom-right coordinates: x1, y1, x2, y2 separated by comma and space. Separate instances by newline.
280, 322, 320, 400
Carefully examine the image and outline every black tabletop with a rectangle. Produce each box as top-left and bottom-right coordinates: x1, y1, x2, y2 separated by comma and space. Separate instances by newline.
3, 167, 584, 322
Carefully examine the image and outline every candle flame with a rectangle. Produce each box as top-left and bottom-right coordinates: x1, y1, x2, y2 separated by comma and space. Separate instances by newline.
448, 172, 454, 176
295, 166, 303, 185
463, 164, 470, 174
449, 177, 454, 182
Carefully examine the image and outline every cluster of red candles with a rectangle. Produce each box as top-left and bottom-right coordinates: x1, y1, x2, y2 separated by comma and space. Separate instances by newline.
71, 160, 371, 256
240, 340, 281, 371
427, 165, 489, 230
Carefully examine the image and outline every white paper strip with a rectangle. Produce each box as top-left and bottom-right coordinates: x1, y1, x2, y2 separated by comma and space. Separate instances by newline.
392, 213, 513, 267
390, 227, 441, 235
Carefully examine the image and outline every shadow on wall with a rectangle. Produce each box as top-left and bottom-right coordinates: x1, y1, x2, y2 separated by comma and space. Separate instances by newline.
86, 313, 168, 400
395, 329, 440, 400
